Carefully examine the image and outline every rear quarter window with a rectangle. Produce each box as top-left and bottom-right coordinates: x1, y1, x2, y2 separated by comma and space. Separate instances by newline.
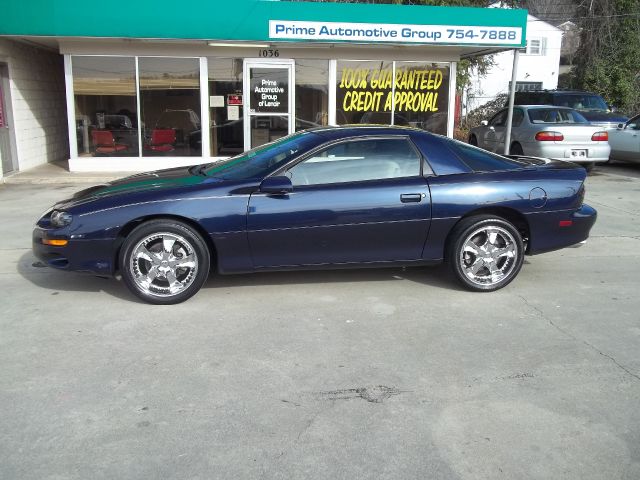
448, 141, 524, 172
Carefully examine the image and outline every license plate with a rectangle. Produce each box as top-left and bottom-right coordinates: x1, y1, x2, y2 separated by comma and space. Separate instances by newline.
570, 149, 588, 158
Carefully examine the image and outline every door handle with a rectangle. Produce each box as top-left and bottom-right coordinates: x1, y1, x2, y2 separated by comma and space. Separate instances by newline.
400, 193, 423, 203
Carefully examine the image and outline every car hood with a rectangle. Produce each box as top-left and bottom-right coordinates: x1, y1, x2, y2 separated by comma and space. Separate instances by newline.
57, 166, 223, 209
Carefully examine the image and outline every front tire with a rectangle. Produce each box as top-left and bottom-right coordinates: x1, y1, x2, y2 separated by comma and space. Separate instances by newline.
468, 135, 478, 146
119, 220, 210, 304
447, 216, 524, 292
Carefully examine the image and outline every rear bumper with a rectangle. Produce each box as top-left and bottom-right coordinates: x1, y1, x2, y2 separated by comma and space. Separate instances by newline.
526, 204, 597, 255
522, 143, 610, 163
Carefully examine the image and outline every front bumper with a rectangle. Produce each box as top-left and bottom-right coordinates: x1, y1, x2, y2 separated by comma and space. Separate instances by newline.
32, 227, 116, 275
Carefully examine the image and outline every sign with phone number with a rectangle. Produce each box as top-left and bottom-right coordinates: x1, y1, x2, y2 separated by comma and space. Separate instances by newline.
269, 20, 523, 46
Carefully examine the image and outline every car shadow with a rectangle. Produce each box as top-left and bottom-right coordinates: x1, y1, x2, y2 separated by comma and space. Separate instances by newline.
17, 251, 140, 303
17, 251, 464, 303
201, 263, 463, 292
596, 161, 640, 179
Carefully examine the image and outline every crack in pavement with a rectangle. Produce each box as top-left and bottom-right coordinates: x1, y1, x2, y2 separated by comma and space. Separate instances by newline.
590, 235, 640, 241
517, 295, 640, 383
315, 385, 405, 403
587, 199, 640, 217
293, 400, 340, 445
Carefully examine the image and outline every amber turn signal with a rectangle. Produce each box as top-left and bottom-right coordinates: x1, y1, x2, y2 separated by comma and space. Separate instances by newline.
42, 238, 68, 246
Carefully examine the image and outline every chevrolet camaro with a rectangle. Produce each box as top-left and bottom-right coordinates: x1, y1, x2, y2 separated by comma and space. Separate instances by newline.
33, 126, 597, 304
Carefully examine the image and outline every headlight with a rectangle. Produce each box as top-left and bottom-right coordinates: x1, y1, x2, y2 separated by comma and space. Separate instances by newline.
50, 210, 73, 228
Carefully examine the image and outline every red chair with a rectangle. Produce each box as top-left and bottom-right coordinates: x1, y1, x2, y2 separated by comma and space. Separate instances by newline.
147, 128, 176, 152
92, 130, 128, 155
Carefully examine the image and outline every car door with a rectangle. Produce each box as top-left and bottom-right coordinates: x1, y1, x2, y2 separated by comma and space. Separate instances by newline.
483, 110, 507, 152
610, 115, 640, 160
246, 136, 432, 268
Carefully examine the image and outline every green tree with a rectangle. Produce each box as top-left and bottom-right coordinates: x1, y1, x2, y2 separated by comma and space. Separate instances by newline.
573, 0, 640, 113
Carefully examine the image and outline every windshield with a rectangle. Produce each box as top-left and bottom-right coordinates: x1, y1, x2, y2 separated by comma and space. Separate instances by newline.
528, 108, 589, 124
554, 94, 608, 111
204, 132, 320, 180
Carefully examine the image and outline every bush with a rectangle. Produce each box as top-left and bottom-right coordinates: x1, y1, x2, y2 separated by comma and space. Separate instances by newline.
460, 94, 508, 131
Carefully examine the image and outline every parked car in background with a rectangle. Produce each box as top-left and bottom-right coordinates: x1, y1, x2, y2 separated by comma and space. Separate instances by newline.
33, 126, 596, 304
512, 90, 628, 129
608, 113, 640, 163
469, 105, 611, 170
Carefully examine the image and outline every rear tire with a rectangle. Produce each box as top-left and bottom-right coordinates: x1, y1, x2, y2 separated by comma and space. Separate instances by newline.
447, 215, 524, 292
119, 220, 210, 304
509, 142, 524, 155
469, 135, 478, 146
583, 162, 595, 172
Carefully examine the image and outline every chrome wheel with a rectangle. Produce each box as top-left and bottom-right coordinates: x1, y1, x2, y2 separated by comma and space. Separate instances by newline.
129, 232, 198, 298
459, 225, 518, 287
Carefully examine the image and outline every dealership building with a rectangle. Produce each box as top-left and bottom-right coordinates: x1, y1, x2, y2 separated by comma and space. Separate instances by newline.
0, 0, 526, 176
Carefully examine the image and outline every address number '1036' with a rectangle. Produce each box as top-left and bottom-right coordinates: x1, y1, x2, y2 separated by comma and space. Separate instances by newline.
259, 49, 280, 58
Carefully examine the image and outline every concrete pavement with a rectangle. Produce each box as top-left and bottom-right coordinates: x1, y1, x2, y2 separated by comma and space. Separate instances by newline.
0, 164, 639, 479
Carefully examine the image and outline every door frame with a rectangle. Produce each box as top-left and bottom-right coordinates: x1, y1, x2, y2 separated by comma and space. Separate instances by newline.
243, 58, 295, 151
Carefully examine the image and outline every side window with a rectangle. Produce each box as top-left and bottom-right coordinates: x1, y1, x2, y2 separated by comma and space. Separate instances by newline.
287, 138, 421, 186
512, 108, 524, 127
489, 110, 507, 127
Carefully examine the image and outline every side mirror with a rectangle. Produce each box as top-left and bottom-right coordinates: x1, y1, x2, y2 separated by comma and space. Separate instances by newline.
260, 175, 293, 194
480, 120, 488, 126
617, 123, 625, 129
608, 104, 618, 112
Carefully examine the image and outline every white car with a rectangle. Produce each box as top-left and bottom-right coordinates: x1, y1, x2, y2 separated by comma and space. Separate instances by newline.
469, 106, 611, 170
608, 114, 640, 163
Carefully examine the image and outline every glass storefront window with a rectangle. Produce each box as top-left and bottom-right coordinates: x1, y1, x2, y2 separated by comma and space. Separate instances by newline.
208, 58, 244, 156
72, 56, 138, 157
336, 61, 392, 126
295, 60, 328, 131
139, 57, 201, 157
335, 60, 449, 135
70, 55, 451, 164
393, 62, 449, 135
250, 116, 289, 147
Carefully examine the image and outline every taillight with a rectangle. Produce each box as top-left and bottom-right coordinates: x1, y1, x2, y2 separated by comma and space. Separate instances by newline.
535, 131, 564, 141
591, 131, 608, 141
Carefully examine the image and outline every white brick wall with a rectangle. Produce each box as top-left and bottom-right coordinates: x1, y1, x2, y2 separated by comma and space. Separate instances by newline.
0, 39, 69, 172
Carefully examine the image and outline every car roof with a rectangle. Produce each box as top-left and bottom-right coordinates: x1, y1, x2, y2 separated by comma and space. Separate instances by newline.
516, 90, 600, 95
309, 124, 423, 133
306, 125, 429, 140
515, 105, 576, 110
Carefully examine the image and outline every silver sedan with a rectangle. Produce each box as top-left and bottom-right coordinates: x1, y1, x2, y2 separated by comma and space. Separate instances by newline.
469, 106, 611, 169
608, 113, 640, 163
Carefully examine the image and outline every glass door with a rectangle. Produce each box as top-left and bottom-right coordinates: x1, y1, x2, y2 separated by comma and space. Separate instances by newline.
244, 60, 294, 151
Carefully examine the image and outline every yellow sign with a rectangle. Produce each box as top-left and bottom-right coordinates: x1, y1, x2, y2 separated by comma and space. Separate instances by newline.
338, 67, 444, 113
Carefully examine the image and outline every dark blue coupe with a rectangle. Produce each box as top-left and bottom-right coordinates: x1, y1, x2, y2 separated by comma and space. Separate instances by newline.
33, 126, 597, 304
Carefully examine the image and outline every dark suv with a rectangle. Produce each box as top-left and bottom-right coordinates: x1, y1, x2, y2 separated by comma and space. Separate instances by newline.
512, 90, 628, 128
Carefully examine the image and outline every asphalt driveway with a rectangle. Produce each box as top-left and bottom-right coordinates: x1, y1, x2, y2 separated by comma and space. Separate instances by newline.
1, 163, 639, 479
